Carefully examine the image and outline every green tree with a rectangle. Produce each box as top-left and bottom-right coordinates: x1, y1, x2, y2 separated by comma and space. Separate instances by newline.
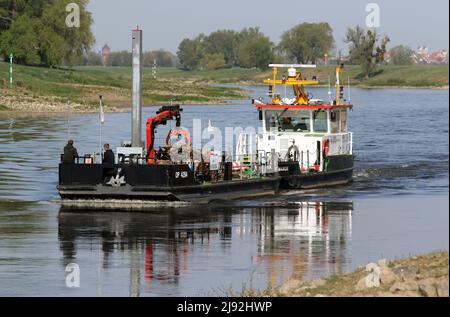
236, 27, 273, 69
36, 0, 94, 67
107, 51, 132, 66
177, 27, 274, 70
0, 0, 94, 67
143, 49, 176, 67
203, 30, 238, 67
177, 35, 205, 70
83, 51, 102, 66
278, 22, 334, 64
0, 0, 28, 32
389, 45, 414, 65
199, 52, 226, 70
345, 25, 390, 79
0, 15, 41, 64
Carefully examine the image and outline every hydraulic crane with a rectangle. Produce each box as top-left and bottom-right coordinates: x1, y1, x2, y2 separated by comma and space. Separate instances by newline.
146, 105, 182, 164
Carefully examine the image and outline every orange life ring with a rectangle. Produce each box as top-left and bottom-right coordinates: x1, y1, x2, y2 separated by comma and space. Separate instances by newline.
322, 139, 330, 158
166, 128, 191, 146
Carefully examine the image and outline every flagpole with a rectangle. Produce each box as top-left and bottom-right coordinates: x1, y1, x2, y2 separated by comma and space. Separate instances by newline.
67, 99, 71, 141
99, 95, 104, 162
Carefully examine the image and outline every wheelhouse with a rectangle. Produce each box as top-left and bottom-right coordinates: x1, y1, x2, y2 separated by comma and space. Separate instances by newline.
251, 64, 354, 174
260, 105, 351, 135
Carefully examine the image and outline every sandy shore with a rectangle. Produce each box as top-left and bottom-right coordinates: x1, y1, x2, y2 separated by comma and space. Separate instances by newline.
0, 93, 122, 113
0, 92, 237, 114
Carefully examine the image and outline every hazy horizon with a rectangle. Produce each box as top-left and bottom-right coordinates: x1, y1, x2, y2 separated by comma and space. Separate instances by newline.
87, 0, 449, 54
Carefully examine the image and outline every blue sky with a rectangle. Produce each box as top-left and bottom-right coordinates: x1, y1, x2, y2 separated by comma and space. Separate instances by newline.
87, 0, 449, 54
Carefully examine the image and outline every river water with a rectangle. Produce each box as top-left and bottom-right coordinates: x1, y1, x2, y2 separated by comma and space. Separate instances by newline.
0, 87, 448, 296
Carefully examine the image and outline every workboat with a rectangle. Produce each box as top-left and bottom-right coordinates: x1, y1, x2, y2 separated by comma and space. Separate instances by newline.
57, 29, 280, 205
246, 64, 354, 189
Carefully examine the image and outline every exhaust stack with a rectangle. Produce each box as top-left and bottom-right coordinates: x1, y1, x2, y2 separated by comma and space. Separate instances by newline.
131, 28, 143, 147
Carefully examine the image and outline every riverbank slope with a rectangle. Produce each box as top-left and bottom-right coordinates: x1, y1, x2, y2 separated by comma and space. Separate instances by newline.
155, 64, 449, 88
0, 62, 245, 113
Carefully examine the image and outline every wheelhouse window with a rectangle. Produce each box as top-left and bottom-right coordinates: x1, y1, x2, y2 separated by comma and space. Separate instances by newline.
313, 110, 327, 133
265, 110, 310, 132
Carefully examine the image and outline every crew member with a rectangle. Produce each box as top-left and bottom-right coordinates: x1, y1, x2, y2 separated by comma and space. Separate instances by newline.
102, 144, 115, 164
281, 117, 294, 131
62, 140, 79, 164
294, 118, 308, 132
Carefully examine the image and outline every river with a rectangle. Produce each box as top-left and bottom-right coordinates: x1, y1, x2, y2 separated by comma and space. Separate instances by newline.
0, 87, 448, 296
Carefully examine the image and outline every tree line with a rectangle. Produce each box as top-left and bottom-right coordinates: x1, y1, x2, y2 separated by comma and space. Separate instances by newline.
176, 24, 335, 70
0, 1, 417, 80
177, 23, 418, 78
82, 49, 177, 67
177, 27, 274, 70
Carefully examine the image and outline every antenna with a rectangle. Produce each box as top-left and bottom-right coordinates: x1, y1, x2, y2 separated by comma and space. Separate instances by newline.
67, 99, 71, 141
348, 76, 351, 103
327, 76, 332, 104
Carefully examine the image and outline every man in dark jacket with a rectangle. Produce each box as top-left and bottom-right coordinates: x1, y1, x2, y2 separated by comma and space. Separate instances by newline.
63, 140, 79, 164
102, 144, 115, 164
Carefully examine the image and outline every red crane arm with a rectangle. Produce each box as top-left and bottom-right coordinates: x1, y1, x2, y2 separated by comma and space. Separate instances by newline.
146, 106, 182, 164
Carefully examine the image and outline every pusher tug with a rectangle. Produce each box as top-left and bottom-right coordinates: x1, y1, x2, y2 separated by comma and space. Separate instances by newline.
249, 64, 354, 189
57, 29, 280, 206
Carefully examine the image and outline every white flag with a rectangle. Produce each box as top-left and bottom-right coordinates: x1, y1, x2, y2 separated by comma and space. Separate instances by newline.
99, 98, 105, 124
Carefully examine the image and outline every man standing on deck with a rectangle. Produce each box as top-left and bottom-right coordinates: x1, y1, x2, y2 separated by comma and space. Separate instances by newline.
63, 140, 79, 164
102, 143, 115, 164
102, 143, 116, 182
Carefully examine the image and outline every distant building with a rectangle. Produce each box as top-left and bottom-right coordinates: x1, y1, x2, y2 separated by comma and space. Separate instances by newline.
414, 46, 430, 64
429, 50, 448, 64
101, 44, 111, 66
413, 46, 448, 64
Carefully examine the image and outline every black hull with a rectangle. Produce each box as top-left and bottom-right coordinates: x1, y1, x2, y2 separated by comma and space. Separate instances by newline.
278, 155, 354, 189
58, 163, 279, 204
57, 155, 353, 205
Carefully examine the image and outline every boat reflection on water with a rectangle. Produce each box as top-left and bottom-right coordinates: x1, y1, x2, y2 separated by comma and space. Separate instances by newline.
58, 201, 353, 296
253, 202, 353, 287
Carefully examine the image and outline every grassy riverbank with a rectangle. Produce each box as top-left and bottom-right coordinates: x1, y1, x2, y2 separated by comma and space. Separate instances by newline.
0, 63, 448, 112
231, 251, 449, 297
170, 64, 448, 88
0, 62, 245, 112
82, 64, 448, 87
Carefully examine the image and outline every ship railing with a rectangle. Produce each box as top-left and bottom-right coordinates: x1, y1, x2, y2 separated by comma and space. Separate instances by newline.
279, 148, 321, 173
326, 132, 353, 156
60, 154, 148, 165
349, 132, 353, 155
234, 151, 278, 178
232, 153, 259, 180
60, 155, 96, 164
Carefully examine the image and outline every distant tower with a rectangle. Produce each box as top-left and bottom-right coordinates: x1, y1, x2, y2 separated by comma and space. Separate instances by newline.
101, 44, 111, 66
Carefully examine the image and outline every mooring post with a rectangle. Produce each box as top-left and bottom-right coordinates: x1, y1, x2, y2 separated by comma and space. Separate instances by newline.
131, 28, 143, 148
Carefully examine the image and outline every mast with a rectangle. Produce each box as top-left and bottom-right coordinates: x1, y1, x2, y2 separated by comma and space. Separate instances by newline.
132, 28, 143, 148
335, 66, 341, 105
265, 64, 318, 105
335, 64, 345, 106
